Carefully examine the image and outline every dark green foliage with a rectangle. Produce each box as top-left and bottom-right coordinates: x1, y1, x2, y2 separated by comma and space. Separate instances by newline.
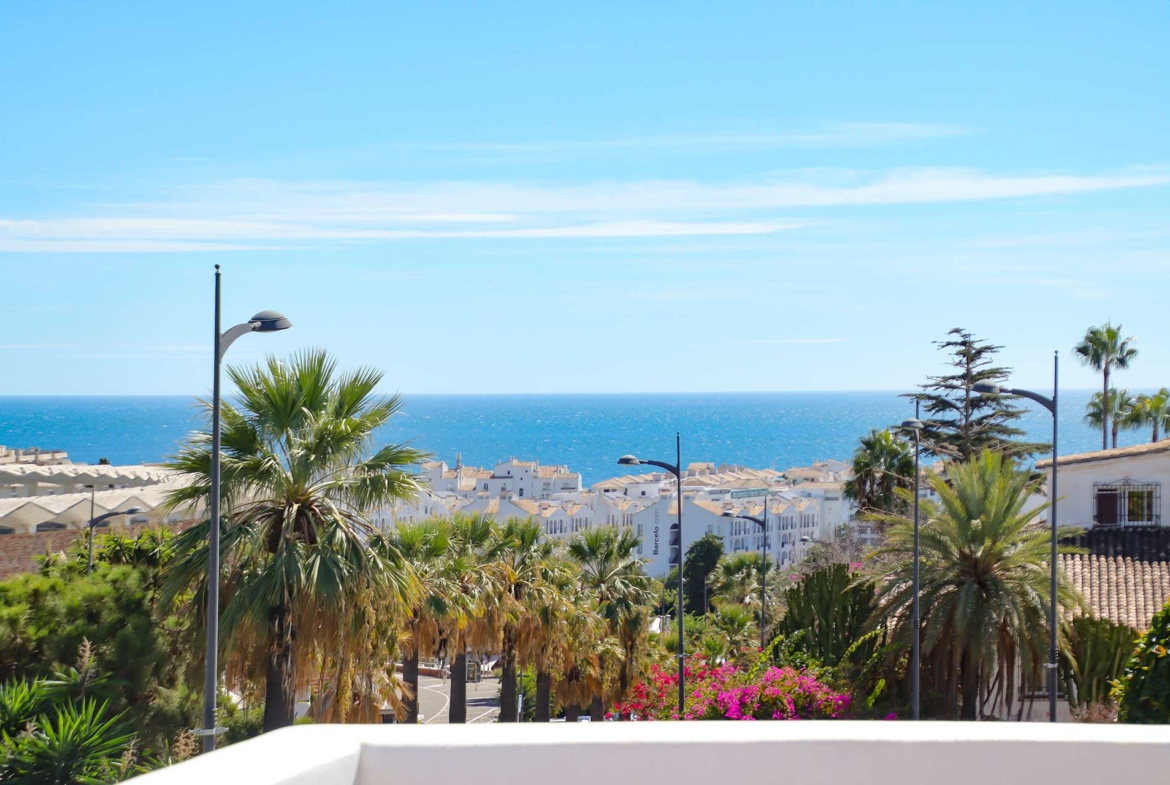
907, 328, 1048, 461
1114, 602, 1170, 723
776, 565, 877, 667
0, 529, 199, 751
1060, 615, 1137, 708
682, 534, 723, 615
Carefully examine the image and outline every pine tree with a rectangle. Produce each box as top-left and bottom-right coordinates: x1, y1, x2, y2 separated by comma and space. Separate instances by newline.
906, 328, 1048, 461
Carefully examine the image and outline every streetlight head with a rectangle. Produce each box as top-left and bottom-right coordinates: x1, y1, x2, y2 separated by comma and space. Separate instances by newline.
800, 535, 811, 543
250, 310, 292, 332
972, 382, 1002, 395
900, 418, 924, 430
721, 511, 735, 518
123, 507, 143, 515
617, 455, 641, 466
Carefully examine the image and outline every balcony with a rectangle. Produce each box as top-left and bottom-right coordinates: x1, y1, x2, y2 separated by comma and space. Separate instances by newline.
134, 722, 1170, 785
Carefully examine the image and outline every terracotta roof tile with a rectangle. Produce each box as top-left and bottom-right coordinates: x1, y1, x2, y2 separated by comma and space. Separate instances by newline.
1060, 553, 1170, 631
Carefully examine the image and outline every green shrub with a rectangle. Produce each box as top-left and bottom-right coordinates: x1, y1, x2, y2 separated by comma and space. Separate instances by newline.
1114, 602, 1170, 723
1061, 615, 1137, 709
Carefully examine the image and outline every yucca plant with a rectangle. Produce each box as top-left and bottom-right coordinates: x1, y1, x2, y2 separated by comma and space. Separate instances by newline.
3, 699, 139, 784
1060, 615, 1137, 709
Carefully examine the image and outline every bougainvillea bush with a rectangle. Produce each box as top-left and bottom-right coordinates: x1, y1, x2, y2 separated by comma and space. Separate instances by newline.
614, 658, 850, 720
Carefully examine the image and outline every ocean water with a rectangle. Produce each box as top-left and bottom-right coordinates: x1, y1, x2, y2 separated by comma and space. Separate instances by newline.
0, 391, 1145, 485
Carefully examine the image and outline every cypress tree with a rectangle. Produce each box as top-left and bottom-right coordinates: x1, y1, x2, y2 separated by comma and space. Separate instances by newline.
906, 328, 1048, 461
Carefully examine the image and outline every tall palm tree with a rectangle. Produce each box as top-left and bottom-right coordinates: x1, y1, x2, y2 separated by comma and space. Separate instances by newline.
1083, 389, 1136, 449
843, 428, 915, 515
382, 519, 456, 723
494, 518, 553, 723
517, 555, 579, 722
568, 527, 653, 720
1074, 323, 1139, 449
870, 451, 1083, 720
162, 350, 423, 732
1129, 388, 1170, 442
440, 512, 506, 724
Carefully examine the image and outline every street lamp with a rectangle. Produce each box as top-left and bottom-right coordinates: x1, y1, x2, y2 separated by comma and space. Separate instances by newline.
722, 506, 770, 649
201, 265, 291, 751
85, 507, 142, 574
618, 432, 684, 718
973, 351, 1059, 723
898, 416, 923, 721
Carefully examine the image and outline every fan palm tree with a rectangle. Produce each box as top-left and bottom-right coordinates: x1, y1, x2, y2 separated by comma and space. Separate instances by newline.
1084, 389, 1136, 449
516, 555, 578, 721
494, 518, 553, 722
441, 512, 506, 724
844, 429, 915, 515
1074, 323, 1139, 449
382, 519, 456, 723
568, 527, 653, 720
162, 349, 424, 732
1129, 388, 1170, 443
870, 451, 1083, 720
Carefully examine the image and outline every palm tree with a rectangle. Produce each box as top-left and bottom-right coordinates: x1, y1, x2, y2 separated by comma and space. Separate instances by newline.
843, 429, 915, 515
1084, 389, 1136, 449
440, 512, 506, 724
494, 518, 553, 723
1129, 388, 1170, 442
1074, 323, 1139, 449
870, 451, 1082, 720
162, 349, 423, 732
568, 527, 653, 720
517, 555, 578, 721
383, 519, 456, 723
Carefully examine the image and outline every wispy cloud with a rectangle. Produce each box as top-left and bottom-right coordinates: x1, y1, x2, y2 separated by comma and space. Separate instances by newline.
738, 338, 849, 345
383, 123, 973, 158
2, 166, 1166, 253
0, 343, 80, 350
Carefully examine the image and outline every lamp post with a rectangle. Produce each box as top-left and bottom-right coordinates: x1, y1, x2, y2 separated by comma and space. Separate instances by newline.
898, 416, 923, 720
85, 507, 142, 574
973, 351, 1059, 722
201, 265, 291, 751
618, 432, 684, 718
722, 506, 770, 649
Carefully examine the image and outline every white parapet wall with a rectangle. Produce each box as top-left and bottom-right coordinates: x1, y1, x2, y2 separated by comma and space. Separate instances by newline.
134, 721, 1170, 785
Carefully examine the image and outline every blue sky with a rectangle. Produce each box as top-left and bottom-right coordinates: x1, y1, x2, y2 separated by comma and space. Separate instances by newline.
2, 2, 1168, 395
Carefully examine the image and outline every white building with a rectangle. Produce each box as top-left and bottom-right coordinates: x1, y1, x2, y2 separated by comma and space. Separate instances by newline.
1036, 441, 1169, 529
416, 457, 581, 500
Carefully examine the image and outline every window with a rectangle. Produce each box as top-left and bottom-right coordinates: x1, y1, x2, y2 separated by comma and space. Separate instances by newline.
518, 488, 524, 497
0, 527, 13, 535
1094, 480, 1160, 526
36, 522, 66, 532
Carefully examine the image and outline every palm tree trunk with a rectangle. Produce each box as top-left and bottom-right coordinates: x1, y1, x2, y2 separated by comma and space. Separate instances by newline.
535, 670, 552, 722
499, 630, 518, 722
565, 703, 579, 722
1102, 368, 1110, 450
959, 647, 979, 721
449, 651, 467, 723
1153, 423, 1159, 443
403, 644, 420, 724
1112, 419, 1120, 449
262, 607, 296, 732
590, 694, 604, 721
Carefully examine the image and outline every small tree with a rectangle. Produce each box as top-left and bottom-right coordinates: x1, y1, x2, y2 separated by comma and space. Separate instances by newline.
907, 328, 1047, 461
1114, 602, 1170, 724
1060, 615, 1137, 710
681, 534, 723, 615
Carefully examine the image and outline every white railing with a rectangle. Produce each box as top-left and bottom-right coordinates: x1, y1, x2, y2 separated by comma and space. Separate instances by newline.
134, 721, 1170, 785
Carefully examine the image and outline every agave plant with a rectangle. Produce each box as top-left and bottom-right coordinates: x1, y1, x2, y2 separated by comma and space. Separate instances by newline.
776, 564, 877, 667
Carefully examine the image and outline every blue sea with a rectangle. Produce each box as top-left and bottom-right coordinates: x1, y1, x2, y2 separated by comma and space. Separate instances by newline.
0, 392, 1145, 485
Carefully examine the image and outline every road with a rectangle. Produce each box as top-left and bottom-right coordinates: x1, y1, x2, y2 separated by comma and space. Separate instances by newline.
416, 673, 500, 724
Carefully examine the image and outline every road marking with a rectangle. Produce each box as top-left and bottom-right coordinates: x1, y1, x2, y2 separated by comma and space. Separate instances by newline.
421, 683, 450, 724
469, 706, 498, 724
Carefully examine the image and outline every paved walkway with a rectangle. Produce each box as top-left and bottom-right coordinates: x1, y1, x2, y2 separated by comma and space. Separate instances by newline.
417, 674, 500, 724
